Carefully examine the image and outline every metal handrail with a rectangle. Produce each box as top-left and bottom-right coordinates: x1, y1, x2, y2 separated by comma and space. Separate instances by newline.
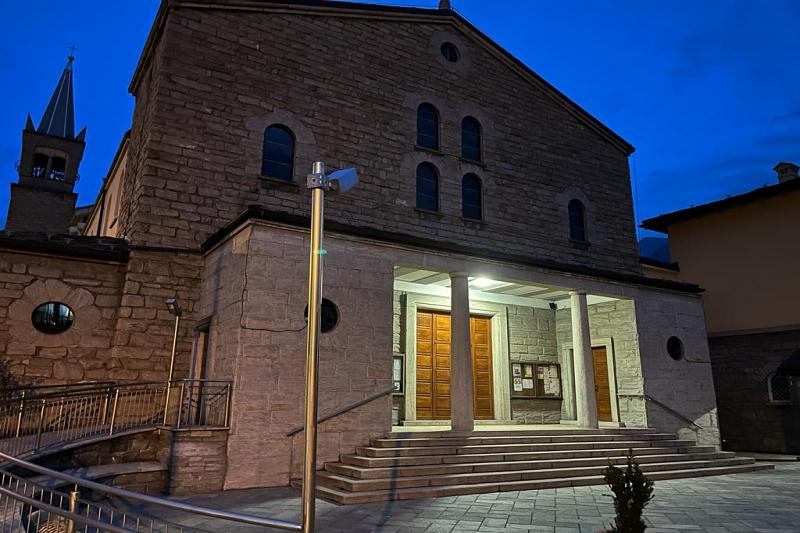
618, 392, 704, 429
286, 386, 395, 437
0, 453, 301, 531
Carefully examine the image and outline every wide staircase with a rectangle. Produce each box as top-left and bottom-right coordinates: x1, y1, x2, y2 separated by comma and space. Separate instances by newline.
315, 427, 772, 504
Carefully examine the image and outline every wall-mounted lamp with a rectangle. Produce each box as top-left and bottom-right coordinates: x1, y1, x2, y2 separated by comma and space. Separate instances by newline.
165, 298, 183, 317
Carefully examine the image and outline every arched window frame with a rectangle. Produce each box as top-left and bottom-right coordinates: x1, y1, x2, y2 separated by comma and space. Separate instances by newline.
461, 116, 482, 162
462, 173, 483, 221
415, 162, 439, 212
32, 153, 49, 178
568, 199, 587, 242
767, 372, 792, 405
416, 104, 440, 151
261, 124, 295, 182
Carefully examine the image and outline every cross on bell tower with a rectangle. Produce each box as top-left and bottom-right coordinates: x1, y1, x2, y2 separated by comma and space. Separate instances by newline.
4, 55, 87, 234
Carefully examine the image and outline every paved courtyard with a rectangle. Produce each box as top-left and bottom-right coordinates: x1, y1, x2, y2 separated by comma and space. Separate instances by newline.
140, 463, 799, 532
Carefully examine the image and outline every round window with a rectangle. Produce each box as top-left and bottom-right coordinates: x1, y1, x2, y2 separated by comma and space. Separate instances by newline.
31, 302, 75, 335
304, 298, 340, 333
440, 42, 459, 63
667, 336, 684, 360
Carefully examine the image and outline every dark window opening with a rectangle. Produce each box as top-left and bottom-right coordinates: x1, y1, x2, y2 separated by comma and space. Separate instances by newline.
461, 116, 481, 161
440, 42, 459, 63
666, 336, 684, 360
568, 199, 587, 242
416, 162, 439, 211
49, 156, 67, 181
304, 298, 340, 334
262, 125, 295, 181
768, 372, 792, 404
416, 104, 439, 150
31, 302, 74, 335
32, 153, 49, 178
462, 173, 482, 220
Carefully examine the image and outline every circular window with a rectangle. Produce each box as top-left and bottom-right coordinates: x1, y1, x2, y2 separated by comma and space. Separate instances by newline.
31, 302, 75, 335
667, 336, 684, 360
304, 298, 340, 333
440, 42, 459, 63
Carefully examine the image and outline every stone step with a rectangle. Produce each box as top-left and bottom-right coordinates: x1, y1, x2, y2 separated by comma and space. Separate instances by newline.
317, 457, 756, 492
340, 444, 718, 468
326, 451, 737, 479
357, 439, 697, 458
314, 463, 774, 504
387, 428, 658, 439
371, 433, 678, 448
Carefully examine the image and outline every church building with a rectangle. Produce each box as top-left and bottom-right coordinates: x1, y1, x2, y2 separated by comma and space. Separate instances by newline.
0, 0, 757, 496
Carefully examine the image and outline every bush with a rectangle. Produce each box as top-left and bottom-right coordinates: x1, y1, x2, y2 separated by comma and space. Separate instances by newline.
603, 449, 654, 533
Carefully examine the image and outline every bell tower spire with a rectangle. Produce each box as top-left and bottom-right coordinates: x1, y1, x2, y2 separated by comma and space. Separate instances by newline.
4, 55, 86, 234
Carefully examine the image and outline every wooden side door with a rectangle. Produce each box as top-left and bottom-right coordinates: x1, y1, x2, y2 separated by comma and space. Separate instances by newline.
471, 316, 494, 420
592, 346, 613, 422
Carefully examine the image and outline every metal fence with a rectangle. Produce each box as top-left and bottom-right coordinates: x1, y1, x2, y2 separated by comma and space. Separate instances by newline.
0, 380, 231, 458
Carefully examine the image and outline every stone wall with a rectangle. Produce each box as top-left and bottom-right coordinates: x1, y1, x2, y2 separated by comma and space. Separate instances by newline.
709, 329, 800, 453
121, 4, 640, 277
555, 300, 645, 427
166, 428, 228, 495
0, 250, 124, 383
634, 291, 720, 446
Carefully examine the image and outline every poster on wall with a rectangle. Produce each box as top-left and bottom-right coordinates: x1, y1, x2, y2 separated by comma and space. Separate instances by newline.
512, 364, 522, 377
511, 362, 562, 399
513, 377, 523, 392
393, 355, 404, 393
522, 378, 534, 390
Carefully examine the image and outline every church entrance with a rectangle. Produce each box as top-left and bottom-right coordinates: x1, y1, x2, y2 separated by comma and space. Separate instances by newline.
592, 346, 613, 422
415, 311, 494, 421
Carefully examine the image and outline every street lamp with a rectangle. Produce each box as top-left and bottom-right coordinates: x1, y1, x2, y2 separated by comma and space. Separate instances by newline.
163, 297, 182, 424
301, 161, 358, 533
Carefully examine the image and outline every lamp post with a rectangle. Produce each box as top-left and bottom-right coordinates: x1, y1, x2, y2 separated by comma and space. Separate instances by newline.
164, 297, 182, 425
301, 162, 358, 533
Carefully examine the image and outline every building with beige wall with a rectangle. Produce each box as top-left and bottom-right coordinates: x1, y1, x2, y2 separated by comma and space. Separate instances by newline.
642, 162, 800, 454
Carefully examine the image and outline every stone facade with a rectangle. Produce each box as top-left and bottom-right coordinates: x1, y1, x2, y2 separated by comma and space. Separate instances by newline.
709, 329, 800, 454
119, 3, 640, 277
166, 428, 228, 495
0, 250, 124, 383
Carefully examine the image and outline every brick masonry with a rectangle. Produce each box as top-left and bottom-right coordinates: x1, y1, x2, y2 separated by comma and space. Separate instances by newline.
709, 329, 800, 454
166, 428, 229, 495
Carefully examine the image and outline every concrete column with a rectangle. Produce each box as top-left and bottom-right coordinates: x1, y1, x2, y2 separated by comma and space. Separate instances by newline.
450, 271, 474, 432
570, 291, 598, 429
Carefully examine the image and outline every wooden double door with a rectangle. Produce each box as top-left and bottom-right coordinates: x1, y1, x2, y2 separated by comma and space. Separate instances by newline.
416, 311, 494, 420
592, 346, 613, 422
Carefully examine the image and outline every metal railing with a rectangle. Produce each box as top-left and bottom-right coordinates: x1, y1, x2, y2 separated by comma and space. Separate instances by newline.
618, 392, 704, 430
0, 452, 301, 532
286, 386, 395, 437
0, 380, 231, 458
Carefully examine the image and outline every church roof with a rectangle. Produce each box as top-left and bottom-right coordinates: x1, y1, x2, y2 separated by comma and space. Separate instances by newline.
38, 56, 76, 139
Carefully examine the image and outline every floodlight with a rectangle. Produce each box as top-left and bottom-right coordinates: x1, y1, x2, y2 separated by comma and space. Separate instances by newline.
326, 167, 359, 194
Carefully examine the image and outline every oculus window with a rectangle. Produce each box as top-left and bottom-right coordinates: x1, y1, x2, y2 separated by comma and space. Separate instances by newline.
440, 42, 459, 63
31, 302, 74, 335
262, 125, 295, 181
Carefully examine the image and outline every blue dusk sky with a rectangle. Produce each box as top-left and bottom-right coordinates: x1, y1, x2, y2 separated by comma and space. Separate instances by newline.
1, 0, 798, 236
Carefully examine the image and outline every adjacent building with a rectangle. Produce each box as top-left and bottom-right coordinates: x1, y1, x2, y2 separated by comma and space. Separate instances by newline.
2, 0, 724, 489
642, 163, 800, 454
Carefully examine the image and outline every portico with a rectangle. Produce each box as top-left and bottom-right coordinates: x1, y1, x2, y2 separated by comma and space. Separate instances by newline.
393, 266, 627, 431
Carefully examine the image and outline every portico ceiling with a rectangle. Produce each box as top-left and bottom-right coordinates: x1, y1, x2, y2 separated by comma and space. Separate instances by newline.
393, 267, 617, 309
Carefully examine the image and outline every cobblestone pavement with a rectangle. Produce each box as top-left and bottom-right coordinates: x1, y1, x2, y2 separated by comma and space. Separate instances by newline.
142, 463, 799, 532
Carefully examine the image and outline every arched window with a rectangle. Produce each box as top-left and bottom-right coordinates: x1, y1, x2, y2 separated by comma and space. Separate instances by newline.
461, 116, 481, 161
49, 156, 67, 181
32, 153, 49, 178
261, 125, 295, 181
416, 104, 439, 150
767, 372, 792, 404
568, 199, 586, 242
462, 173, 482, 220
416, 163, 439, 211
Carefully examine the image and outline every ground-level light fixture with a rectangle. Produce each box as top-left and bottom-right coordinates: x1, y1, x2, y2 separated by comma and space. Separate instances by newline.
301, 161, 358, 533
163, 297, 182, 424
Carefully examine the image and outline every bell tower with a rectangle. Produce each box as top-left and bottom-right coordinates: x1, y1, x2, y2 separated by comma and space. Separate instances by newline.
5, 55, 86, 234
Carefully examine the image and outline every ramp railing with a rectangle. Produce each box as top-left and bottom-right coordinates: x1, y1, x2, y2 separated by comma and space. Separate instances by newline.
0, 379, 231, 458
